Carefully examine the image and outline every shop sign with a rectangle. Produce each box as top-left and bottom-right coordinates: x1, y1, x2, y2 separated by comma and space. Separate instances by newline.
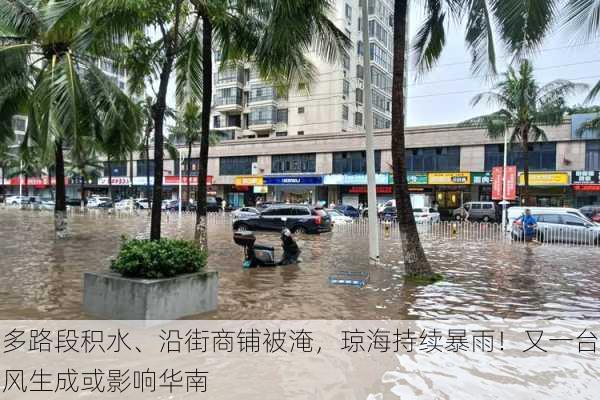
323, 174, 390, 185
407, 174, 428, 185
132, 176, 154, 185
264, 176, 323, 185
235, 176, 263, 186
572, 170, 599, 184
573, 184, 600, 192
253, 185, 268, 194
7, 177, 68, 186
97, 177, 130, 186
163, 176, 213, 186
428, 172, 471, 185
348, 185, 393, 194
518, 172, 569, 186
472, 172, 492, 185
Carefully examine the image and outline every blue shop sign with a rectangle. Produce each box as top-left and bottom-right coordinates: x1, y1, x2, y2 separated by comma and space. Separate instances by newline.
264, 176, 323, 185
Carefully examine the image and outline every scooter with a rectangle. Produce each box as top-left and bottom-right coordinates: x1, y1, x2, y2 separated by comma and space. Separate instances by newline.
233, 228, 301, 268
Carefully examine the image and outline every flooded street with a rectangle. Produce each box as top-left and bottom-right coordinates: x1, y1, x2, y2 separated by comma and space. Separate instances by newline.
1, 208, 599, 320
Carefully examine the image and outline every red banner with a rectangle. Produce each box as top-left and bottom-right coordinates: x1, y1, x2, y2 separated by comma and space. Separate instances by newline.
573, 184, 600, 192
163, 176, 213, 186
7, 177, 68, 186
348, 185, 393, 194
491, 166, 517, 201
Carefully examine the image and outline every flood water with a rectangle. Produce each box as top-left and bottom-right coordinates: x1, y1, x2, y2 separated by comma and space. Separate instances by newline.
1, 208, 599, 320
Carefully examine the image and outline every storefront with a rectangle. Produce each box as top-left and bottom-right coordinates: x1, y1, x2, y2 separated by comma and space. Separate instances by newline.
472, 172, 492, 201
427, 172, 472, 214
323, 174, 392, 207
263, 175, 324, 204
571, 171, 600, 207
3, 176, 76, 198
517, 172, 571, 207
163, 175, 215, 201
223, 176, 264, 208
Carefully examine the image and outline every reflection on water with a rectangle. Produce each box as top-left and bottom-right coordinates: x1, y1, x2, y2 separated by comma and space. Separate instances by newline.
0, 209, 599, 320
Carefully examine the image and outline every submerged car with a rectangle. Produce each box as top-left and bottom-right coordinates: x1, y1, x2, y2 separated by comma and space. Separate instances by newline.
325, 209, 353, 225
232, 207, 260, 220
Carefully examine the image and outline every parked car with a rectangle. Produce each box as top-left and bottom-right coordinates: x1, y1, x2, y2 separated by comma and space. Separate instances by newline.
334, 204, 360, 218
87, 196, 112, 208
453, 201, 497, 222
5, 195, 31, 205
580, 206, 600, 223
413, 207, 441, 223
506, 206, 593, 232
256, 201, 283, 209
510, 208, 600, 245
232, 207, 260, 220
207, 197, 222, 212
96, 200, 114, 208
40, 198, 55, 210
66, 197, 86, 207
232, 204, 332, 234
136, 198, 150, 209
380, 206, 397, 221
115, 199, 141, 210
325, 208, 353, 224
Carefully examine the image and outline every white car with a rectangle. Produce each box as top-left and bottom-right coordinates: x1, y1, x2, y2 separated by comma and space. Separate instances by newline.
87, 196, 112, 208
413, 207, 441, 223
136, 198, 150, 209
5, 195, 31, 205
115, 199, 138, 210
40, 198, 55, 210
232, 207, 259, 220
326, 209, 353, 224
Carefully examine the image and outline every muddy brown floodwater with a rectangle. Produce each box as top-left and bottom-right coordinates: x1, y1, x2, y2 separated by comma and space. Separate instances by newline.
0, 209, 599, 320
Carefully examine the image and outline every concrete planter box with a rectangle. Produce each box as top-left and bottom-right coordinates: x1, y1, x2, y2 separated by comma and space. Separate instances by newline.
83, 271, 218, 320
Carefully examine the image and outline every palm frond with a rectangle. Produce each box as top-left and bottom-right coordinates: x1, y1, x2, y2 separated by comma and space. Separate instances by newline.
564, 0, 600, 41
463, 0, 497, 76
413, 0, 447, 74
175, 24, 203, 106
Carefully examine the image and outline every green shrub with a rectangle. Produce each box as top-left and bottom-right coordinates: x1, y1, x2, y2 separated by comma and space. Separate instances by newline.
111, 238, 207, 279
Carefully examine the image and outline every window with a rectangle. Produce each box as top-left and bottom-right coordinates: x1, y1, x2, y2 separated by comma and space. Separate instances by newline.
179, 158, 201, 176
369, 19, 389, 48
333, 151, 381, 174
372, 89, 391, 112
12, 117, 26, 132
356, 88, 364, 104
484, 143, 556, 171
297, 131, 304, 136
482, 204, 493, 209
342, 105, 349, 121
404, 147, 460, 172
249, 106, 276, 125
104, 161, 127, 177
343, 79, 350, 97
293, 207, 311, 216
586, 141, 600, 170
357, 40, 363, 56
298, 107, 305, 114
213, 115, 221, 128
249, 85, 276, 102
562, 215, 586, 226
369, 43, 392, 72
356, 65, 364, 79
471, 204, 482, 210
343, 54, 350, 70
261, 208, 282, 216
136, 160, 155, 176
355, 112, 363, 126
219, 156, 257, 175
276, 131, 288, 137
373, 112, 391, 129
271, 154, 316, 173
371, 66, 392, 94
538, 214, 561, 224
215, 87, 243, 106
276, 109, 288, 124
345, 3, 352, 20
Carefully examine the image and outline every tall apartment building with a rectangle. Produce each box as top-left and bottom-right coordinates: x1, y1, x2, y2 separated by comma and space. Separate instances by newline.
210, 0, 394, 140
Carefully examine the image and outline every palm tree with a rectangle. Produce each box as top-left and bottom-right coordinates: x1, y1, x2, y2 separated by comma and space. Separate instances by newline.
170, 102, 202, 204
0, 0, 137, 237
190, 0, 349, 251
390, 0, 561, 278
462, 60, 586, 205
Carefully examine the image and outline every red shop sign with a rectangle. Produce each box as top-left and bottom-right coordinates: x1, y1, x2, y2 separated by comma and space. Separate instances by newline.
491, 166, 517, 200
348, 185, 393, 194
163, 176, 213, 185
573, 184, 600, 192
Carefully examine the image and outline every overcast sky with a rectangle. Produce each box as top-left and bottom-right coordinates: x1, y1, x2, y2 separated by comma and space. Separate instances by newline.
406, 6, 600, 127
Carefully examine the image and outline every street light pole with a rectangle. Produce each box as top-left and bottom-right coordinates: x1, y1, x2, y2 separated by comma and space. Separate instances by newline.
501, 129, 508, 229
19, 160, 23, 199
362, 0, 379, 261
178, 149, 183, 218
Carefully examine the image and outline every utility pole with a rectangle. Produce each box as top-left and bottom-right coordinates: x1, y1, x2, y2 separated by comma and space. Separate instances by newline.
501, 129, 508, 229
178, 149, 183, 218
362, 0, 379, 261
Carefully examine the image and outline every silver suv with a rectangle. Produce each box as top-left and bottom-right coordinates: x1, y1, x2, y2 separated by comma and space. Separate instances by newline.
453, 201, 497, 222
512, 211, 600, 245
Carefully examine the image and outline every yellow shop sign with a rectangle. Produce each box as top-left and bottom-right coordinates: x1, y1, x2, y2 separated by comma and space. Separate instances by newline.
235, 176, 263, 186
518, 172, 569, 186
428, 172, 471, 185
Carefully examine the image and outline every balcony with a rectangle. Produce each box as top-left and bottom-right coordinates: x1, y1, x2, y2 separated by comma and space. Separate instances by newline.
214, 95, 243, 112
215, 65, 244, 87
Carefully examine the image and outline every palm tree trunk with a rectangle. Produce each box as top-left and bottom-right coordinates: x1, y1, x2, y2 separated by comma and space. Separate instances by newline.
80, 177, 85, 209
54, 139, 67, 238
522, 127, 530, 206
391, 0, 433, 278
194, 14, 213, 252
187, 142, 192, 203
145, 141, 151, 208
129, 150, 134, 200
24, 175, 28, 196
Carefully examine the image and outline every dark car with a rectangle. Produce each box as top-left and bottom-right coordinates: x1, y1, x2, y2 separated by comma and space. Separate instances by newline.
381, 206, 397, 221
97, 200, 114, 208
232, 204, 332, 234
334, 204, 360, 218
207, 197, 221, 212
66, 197, 87, 206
